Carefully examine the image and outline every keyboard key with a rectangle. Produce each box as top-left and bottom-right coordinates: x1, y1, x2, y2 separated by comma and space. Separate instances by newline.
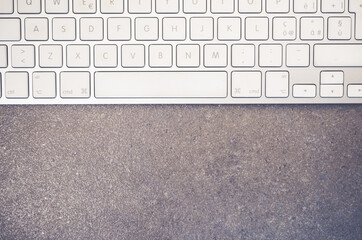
12, 45, 35, 68
128, 0, 152, 13
273, 17, 296, 40
135, 18, 159, 41
211, 0, 234, 13
266, 0, 289, 13
39, 45, 63, 68
204, 44, 227, 67
156, 0, 179, 13
163, 18, 186, 41
45, 0, 69, 13
218, 17, 241, 40
5, 72, 29, 98
239, 0, 262, 13
60, 72, 90, 98
320, 71, 344, 84
149, 44, 173, 68
0, 45, 8, 68
266, 71, 289, 98
101, 0, 124, 13
321, 0, 344, 13
73, 0, 96, 13
320, 85, 343, 98
52, 18, 76, 41
184, 0, 207, 13
107, 18, 131, 41
314, 44, 362, 67
293, 84, 316, 98
33, 72, 56, 98
327, 17, 351, 40
349, 0, 362, 39
245, 17, 268, 40
25, 18, 49, 41
259, 44, 282, 67
94, 44, 118, 68
348, 85, 362, 98
294, 0, 317, 13
18, 0, 41, 13
67, 44, 90, 68
176, 44, 200, 67
0, 18, 21, 41
190, 18, 214, 40
80, 18, 104, 41
121, 45, 145, 68
232, 71, 262, 98
231, 44, 255, 67
0, 0, 360, 105
94, 72, 227, 98
0, 0, 14, 13
300, 17, 324, 40
286, 44, 310, 67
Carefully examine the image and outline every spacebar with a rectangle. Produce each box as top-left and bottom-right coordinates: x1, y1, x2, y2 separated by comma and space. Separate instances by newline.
314, 44, 362, 67
95, 71, 227, 98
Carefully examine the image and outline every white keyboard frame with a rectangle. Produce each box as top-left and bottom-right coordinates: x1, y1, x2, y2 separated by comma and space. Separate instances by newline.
0, 0, 361, 104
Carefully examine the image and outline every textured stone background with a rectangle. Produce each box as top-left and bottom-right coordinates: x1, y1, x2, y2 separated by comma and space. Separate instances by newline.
0, 105, 361, 240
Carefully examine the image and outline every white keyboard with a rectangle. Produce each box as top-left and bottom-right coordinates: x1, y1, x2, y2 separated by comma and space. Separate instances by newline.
0, 0, 361, 104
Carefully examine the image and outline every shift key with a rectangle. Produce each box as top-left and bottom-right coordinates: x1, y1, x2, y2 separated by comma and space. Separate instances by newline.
314, 44, 362, 67
0, 18, 21, 41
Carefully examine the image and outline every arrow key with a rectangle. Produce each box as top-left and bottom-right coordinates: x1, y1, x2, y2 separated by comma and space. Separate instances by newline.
320, 85, 343, 98
348, 85, 362, 98
320, 71, 344, 84
293, 84, 316, 98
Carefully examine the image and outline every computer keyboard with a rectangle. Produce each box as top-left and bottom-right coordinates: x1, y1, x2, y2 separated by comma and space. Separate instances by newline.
0, 0, 361, 104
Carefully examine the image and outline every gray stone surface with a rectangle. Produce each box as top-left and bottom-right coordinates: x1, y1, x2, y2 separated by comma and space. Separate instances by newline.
0, 105, 361, 240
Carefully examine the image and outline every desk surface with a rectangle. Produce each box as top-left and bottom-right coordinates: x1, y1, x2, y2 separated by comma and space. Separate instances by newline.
0, 105, 361, 239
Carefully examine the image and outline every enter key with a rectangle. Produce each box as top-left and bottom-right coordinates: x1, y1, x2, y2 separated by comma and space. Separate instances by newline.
350, 0, 362, 39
